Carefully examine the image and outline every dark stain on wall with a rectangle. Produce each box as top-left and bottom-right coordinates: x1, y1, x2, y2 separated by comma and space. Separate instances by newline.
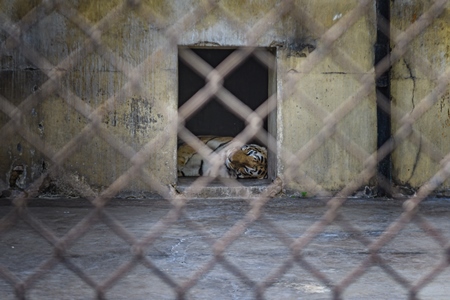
125, 96, 163, 136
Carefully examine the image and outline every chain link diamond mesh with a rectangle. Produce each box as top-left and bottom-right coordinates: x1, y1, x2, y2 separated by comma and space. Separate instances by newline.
1, 0, 450, 299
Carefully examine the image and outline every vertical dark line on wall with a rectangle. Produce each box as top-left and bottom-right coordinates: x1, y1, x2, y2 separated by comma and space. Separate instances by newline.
375, 0, 391, 196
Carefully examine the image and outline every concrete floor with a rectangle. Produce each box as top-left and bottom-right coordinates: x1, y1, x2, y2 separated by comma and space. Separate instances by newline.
0, 197, 449, 300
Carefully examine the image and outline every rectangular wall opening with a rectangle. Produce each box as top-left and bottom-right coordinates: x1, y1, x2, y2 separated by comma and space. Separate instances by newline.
177, 47, 277, 191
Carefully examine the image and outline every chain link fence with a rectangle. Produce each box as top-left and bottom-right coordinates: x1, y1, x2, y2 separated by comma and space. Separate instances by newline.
1, 0, 450, 299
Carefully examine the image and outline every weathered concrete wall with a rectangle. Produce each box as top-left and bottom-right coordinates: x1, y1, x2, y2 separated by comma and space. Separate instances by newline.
390, 0, 450, 189
276, 4, 377, 193
0, 0, 178, 195
1, 0, 377, 195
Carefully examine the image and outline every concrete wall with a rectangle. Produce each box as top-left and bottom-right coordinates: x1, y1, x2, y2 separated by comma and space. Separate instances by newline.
1, 0, 379, 195
390, 0, 450, 189
277, 8, 377, 193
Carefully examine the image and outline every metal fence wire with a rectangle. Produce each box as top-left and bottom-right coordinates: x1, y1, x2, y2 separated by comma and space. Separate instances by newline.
1, 0, 450, 299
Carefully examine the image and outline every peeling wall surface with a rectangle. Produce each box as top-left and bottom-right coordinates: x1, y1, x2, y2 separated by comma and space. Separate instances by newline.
0, 0, 383, 195
390, 0, 450, 188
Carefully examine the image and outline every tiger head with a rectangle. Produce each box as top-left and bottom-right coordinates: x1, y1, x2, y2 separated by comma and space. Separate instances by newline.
225, 144, 268, 179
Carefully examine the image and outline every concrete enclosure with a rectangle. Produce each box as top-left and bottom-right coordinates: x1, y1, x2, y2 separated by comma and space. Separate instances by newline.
1, 0, 449, 196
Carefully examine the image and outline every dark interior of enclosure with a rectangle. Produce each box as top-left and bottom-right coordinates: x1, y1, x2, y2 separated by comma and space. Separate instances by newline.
178, 48, 268, 137
177, 48, 274, 181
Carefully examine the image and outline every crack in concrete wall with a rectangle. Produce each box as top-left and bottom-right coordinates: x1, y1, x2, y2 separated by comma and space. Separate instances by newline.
403, 59, 416, 112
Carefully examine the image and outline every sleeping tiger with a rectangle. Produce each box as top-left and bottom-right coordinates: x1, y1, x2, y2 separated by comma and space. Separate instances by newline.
177, 136, 268, 179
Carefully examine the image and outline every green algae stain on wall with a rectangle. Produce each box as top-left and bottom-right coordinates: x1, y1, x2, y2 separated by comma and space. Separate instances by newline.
220, 0, 276, 21
75, 0, 123, 23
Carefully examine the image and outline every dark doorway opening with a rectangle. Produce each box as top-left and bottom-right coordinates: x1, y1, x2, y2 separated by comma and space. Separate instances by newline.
178, 48, 269, 136
178, 47, 276, 181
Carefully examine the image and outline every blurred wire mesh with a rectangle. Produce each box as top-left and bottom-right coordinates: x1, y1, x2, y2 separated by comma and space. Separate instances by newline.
0, 0, 450, 299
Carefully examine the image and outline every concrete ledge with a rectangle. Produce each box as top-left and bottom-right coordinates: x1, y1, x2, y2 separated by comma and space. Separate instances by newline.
176, 178, 278, 198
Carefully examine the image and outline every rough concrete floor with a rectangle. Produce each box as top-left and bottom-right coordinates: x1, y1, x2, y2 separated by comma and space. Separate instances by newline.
0, 197, 449, 300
